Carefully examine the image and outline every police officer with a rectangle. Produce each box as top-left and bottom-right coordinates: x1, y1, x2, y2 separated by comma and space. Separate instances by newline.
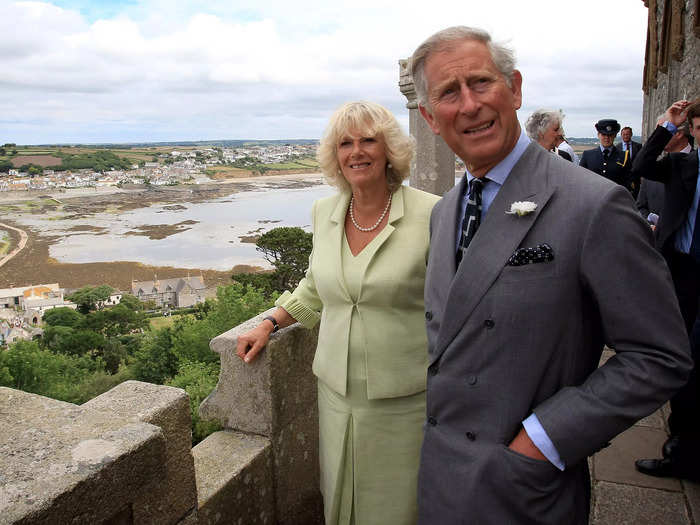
580, 119, 632, 191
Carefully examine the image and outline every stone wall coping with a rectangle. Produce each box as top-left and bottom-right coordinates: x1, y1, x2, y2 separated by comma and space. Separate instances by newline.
0, 387, 166, 524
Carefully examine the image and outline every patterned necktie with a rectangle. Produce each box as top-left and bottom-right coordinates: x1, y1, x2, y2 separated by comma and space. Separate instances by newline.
456, 177, 484, 266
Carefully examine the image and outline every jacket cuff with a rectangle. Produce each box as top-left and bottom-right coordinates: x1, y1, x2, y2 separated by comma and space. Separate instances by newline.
275, 291, 321, 329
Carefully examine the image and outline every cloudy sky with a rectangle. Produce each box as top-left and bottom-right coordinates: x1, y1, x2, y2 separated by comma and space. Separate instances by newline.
1, 0, 649, 144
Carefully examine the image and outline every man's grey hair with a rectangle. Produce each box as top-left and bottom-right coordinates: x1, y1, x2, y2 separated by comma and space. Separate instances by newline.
410, 26, 516, 108
525, 109, 564, 141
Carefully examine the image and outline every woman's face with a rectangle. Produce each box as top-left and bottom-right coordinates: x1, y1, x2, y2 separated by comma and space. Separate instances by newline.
539, 120, 561, 151
336, 130, 388, 190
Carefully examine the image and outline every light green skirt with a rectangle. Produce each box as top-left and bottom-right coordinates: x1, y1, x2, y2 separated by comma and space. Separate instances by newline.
317, 378, 426, 525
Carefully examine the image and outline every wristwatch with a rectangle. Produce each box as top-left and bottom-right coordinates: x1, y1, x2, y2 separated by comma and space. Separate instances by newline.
263, 315, 279, 333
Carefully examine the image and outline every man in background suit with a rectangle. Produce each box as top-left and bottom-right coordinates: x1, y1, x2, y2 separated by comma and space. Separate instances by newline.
632, 99, 700, 481
621, 126, 643, 197
636, 119, 693, 226
580, 119, 633, 192
410, 25, 691, 524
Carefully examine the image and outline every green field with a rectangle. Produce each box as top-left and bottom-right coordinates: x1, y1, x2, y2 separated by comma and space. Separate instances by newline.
149, 314, 182, 330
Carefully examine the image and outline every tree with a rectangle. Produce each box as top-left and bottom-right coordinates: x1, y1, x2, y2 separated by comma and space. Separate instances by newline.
42, 325, 105, 357
82, 304, 148, 338
67, 285, 114, 314
0, 340, 96, 400
118, 294, 144, 311
132, 327, 179, 384
0, 159, 11, 173
42, 307, 84, 328
101, 338, 127, 374
254, 227, 313, 290
167, 361, 222, 444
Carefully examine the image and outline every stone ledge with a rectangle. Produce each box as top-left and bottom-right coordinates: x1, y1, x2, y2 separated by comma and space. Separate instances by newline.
192, 430, 274, 525
84, 380, 197, 524
201, 308, 318, 437
0, 387, 166, 525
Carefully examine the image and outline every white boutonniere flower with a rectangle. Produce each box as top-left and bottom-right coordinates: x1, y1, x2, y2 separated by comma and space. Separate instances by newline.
506, 201, 537, 216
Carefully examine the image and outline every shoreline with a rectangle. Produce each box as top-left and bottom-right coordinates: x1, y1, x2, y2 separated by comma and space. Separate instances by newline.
0, 173, 326, 291
0, 172, 324, 204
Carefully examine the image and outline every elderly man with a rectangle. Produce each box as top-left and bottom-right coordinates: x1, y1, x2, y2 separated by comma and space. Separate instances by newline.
632, 99, 700, 482
580, 119, 633, 191
410, 26, 691, 524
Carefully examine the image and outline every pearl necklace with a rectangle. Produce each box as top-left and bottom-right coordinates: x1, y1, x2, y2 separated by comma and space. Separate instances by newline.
349, 194, 392, 232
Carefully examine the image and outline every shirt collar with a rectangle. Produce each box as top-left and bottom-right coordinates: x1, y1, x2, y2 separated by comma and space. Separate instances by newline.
465, 129, 530, 187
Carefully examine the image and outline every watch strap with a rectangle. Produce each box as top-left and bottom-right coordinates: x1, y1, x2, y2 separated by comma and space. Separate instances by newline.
263, 315, 279, 333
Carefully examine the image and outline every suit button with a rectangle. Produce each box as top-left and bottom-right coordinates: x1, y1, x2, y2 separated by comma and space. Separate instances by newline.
466, 431, 476, 441
484, 319, 495, 329
425, 311, 433, 321
467, 375, 477, 386
428, 364, 439, 376
428, 417, 437, 426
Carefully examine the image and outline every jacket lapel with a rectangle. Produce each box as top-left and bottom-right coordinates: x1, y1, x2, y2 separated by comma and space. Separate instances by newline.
431, 145, 556, 362
329, 192, 352, 300
352, 187, 405, 301
681, 151, 699, 196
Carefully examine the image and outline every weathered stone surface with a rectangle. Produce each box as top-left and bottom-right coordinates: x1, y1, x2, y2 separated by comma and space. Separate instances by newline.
398, 58, 455, 197
192, 430, 274, 525
202, 310, 323, 524
593, 424, 681, 491
0, 387, 166, 525
271, 404, 323, 525
85, 380, 197, 525
682, 479, 700, 523
591, 481, 689, 525
201, 308, 318, 438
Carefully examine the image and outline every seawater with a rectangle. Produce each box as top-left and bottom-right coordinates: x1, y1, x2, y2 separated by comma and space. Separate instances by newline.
24, 183, 336, 270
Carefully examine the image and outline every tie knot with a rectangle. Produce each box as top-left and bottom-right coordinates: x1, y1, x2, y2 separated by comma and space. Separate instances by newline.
469, 177, 485, 195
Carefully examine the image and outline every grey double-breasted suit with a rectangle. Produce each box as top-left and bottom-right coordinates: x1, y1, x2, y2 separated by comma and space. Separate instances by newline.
419, 142, 691, 524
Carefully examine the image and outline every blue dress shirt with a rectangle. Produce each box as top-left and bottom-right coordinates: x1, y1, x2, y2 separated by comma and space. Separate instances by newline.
675, 149, 700, 253
455, 130, 531, 251
455, 129, 566, 470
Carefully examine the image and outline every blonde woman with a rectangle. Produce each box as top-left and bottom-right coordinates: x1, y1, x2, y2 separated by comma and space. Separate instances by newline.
237, 101, 439, 525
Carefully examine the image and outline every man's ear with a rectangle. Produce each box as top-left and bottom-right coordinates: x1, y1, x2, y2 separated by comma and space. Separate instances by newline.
511, 70, 523, 110
419, 104, 441, 135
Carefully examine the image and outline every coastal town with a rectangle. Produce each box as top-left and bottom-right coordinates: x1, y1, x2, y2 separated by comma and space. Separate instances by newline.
0, 142, 319, 192
0, 275, 208, 346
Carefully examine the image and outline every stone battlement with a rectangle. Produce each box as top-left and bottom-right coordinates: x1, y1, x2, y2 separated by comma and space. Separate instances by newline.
0, 309, 322, 524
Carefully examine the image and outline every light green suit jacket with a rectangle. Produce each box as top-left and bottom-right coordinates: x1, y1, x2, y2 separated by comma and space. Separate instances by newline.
276, 185, 439, 399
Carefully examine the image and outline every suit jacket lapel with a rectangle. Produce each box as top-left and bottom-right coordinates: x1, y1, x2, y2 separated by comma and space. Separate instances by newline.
354, 186, 403, 297
432, 145, 556, 363
330, 192, 352, 300
681, 151, 699, 196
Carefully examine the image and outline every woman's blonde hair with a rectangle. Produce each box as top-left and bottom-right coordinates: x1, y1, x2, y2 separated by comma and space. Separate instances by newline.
317, 101, 415, 193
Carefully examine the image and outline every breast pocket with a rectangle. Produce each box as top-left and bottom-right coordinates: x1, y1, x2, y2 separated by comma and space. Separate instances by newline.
498, 260, 557, 284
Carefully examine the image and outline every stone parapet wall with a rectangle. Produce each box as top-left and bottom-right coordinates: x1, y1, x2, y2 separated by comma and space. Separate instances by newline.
0, 386, 168, 524
0, 310, 322, 525
200, 308, 323, 525
84, 381, 197, 525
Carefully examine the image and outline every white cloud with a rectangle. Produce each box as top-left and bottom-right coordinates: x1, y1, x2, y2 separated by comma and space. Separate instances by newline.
0, 0, 650, 143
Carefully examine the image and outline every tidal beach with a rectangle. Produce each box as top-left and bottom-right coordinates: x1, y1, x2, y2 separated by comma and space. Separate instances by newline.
0, 174, 333, 290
